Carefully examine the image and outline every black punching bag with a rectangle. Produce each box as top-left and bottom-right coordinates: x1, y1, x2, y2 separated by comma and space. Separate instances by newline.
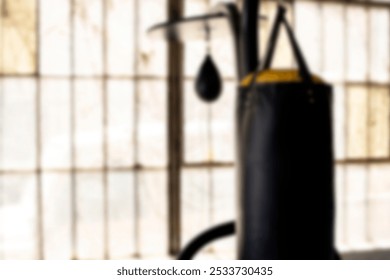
237, 5, 335, 259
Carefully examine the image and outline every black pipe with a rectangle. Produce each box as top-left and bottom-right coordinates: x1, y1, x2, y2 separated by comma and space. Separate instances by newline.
177, 221, 341, 260
177, 222, 235, 260
213, 3, 243, 80
241, 0, 260, 75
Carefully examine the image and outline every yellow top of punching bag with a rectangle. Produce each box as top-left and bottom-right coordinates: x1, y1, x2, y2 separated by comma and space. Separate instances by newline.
240, 69, 325, 87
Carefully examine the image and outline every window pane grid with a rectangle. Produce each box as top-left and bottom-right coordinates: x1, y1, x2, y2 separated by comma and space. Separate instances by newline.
2, 0, 390, 260
0, 0, 168, 259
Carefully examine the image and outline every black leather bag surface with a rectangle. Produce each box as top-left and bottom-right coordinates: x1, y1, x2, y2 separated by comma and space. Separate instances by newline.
237, 5, 335, 260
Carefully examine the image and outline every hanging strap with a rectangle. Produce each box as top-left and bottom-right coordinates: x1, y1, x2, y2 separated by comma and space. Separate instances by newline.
261, 5, 313, 84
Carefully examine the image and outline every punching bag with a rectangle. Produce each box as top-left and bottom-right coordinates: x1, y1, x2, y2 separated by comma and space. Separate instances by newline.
237, 5, 335, 259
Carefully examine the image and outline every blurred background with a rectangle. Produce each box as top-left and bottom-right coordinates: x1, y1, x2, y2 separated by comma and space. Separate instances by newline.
0, 0, 390, 259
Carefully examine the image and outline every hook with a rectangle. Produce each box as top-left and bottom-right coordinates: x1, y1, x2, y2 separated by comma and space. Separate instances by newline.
203, 20, 212, 54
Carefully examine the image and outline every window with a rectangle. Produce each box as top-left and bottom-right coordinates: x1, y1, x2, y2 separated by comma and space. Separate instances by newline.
0, 0, 168, 259
288, 0, 390, 251
1, 0, 390, 260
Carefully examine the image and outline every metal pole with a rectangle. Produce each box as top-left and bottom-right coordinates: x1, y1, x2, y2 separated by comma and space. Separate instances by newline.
241, 0, 260, 75
167, 0, 184, 256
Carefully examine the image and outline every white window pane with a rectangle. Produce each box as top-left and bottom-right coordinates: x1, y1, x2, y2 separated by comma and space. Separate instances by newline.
183, 0, 208, 77
335, 165, 346, 250
184, 80, 235, 163
211, 168, 235, 224
0, 0, 36, 74
203, 237, 236, 260
0, 174, 37, 259
42, 172, 72, 259
108, 171, 136, 259
41, 79, 71, 169
346, 86, 368, 158
185, 0, 208, 16
137, 0, 167, 76
185, 42, 206, 78
1, 78, 36, 170
76, 172, 104, 259
259, 2, 272, 59
295, 2, 322, 74
346, 6, 368, 82
181, 168, 211, 247
107, 0, 135, 76
368, 165, 390, 247
138, 171, 167, 257
274, 17, 294, 68
211, 82, 234, 162
182, 168, 236, 259
184, 81, 209, 163
137, 80, 167, 167
323, 3, 345, 82
262, 2, 293, 69
74, 79, 103, 168
40, 0, 71, 75
368, 86, 390, 158
107, 80, 134, 168
345, 165, 368, 249
369, 8, 390, 83
211, 39, 235, 79
74, 0, 103, 75
211, 168, 235, 259
334, 85, 346, 160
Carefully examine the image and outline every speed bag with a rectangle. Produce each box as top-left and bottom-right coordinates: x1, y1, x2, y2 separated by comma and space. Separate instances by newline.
237, 6, 335, 260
